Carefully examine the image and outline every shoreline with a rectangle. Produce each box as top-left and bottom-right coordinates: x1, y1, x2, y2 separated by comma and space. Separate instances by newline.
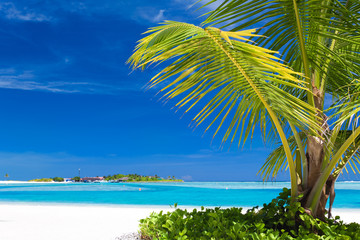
1, 180, 360, 184
0, 180, 184, 184
0, 201, 359, 212
0, 180, 67, 184
0, 203, 358, 240
1, 201, 360, 211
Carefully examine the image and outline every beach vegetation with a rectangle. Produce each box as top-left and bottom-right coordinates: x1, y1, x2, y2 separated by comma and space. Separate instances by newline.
71, 176, 81, 182
139, 188, 360, 239
128, 0, 360, 220
104, 174, 125, 181
52, 177, 64, 182
104, 173, 183, 182
29, 178, 54, 182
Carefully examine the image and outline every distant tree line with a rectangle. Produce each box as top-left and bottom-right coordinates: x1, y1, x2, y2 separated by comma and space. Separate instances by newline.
27, 175, 183, 182
71, 176, 80, 182
104, 173, 182, 182
29, 177, 64, 182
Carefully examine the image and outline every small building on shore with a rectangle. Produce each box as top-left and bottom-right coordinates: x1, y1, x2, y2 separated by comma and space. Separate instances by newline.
117, 177, 129, 182
81, 177, 104, 183
63, 178, 73, 182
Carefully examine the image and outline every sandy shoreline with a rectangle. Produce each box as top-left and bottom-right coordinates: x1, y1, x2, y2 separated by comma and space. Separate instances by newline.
0, 203, 169, 240
0, 203, 358, 240
0, 181, 69, 184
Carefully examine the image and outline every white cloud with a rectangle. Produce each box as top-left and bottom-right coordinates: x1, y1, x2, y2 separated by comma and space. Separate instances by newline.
0, 68, 124, 94
0, 2, 51, 22
0, 68, 77, 93
135, 8, 166, 23
153, 9, 165, 22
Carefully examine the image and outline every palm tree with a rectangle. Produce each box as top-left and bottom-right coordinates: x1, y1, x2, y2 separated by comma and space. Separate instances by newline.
4, 173, 9, 181
128, 0, 360, 220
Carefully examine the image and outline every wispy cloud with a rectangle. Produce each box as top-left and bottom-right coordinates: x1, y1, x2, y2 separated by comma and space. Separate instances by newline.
153, 10, 165, 22
0, 1, 199, 24
0, 68, 78, 93
0, 68, 126, 94
135, 8, 166, 23
0, 2, 51, 22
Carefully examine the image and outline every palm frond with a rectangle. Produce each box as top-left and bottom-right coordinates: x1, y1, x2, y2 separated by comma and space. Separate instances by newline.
328, 79, 360, 129
128, 21, 318, 147
202, 0, 360, 97
332, 130, 360, 178
259, 131, 307, 181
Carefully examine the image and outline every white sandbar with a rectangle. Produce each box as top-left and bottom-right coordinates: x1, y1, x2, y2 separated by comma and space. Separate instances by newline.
0, 203, 358, 240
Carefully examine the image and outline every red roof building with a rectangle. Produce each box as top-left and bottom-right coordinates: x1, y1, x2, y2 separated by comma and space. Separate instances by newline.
81, 177, 104, 182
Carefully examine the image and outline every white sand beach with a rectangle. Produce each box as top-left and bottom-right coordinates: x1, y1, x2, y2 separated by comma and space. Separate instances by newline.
0, 181, 75, 184
0, 204, 358, 240
0, 204, 171, 240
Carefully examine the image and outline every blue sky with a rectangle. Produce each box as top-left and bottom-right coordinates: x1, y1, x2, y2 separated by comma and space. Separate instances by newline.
0, 0, 356, 182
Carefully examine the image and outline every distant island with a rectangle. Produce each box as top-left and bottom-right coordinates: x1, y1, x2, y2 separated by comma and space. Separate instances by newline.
28, 174, 183, 183
103, 173, 183, 183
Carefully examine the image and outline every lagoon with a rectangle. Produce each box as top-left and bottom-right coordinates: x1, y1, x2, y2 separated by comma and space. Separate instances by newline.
0, 182, 359, 208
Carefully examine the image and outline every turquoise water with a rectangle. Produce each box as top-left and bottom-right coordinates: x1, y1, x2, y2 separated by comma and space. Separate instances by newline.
0, 182, 359, 208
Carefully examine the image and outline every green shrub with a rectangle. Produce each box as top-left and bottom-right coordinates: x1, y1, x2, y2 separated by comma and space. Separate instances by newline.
139, 188, 360, 239
28, 178, 54, 182
52, 177, 64, 182
71, 176, 80, 182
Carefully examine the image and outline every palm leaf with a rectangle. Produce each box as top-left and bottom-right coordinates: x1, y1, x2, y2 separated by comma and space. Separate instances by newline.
332, 130, 360, 178
202, 0, 360, 97
128, 21, 318, 147
259, 131, 307, 181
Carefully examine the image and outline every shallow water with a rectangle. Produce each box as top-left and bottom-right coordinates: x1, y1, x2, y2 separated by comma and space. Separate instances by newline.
0, 182, 359, 208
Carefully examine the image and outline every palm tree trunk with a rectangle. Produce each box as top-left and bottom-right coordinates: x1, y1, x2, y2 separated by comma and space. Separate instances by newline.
301, 85, 335, 220
302, 169, 335, 220
306, 136, 324, 190
304, 136, 327, 220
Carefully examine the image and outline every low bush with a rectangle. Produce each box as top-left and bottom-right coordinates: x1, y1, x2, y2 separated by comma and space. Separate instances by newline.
139, 188, 360, 239
28, 178, 54, 182
52, 177, 64, 182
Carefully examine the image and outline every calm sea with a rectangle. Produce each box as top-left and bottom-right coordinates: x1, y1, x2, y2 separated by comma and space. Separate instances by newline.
0, 182, 359, 208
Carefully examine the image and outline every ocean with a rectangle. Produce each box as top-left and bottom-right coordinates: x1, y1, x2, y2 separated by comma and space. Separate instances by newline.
0, 182, 359, 208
